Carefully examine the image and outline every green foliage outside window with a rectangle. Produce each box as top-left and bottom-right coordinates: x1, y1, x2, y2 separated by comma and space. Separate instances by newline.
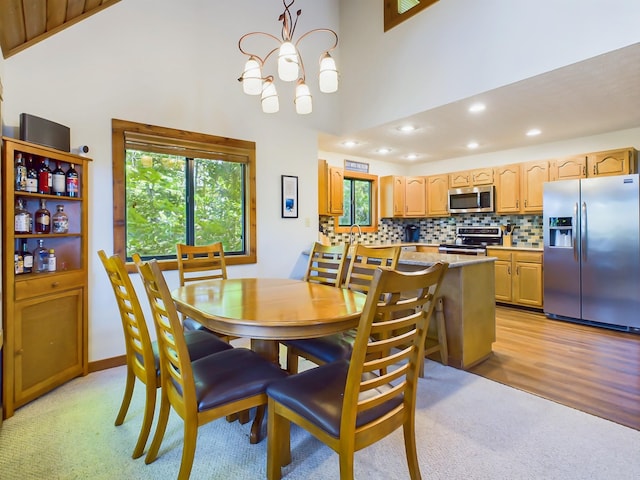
339, 178, 372, 227
125, 150, 245, 258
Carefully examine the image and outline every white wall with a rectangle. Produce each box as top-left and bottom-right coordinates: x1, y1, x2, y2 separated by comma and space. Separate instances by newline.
2, 0, 341, 361
338, 0, 640, 133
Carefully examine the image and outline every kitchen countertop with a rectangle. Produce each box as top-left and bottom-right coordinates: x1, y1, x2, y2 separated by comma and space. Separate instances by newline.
398, 251, 496, 269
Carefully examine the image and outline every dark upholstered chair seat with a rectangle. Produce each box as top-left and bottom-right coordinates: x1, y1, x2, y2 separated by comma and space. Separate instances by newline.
192, 348, 288, 411
145, 329, 233, 375
266, 360, 402, 438
284, 329, 356, 364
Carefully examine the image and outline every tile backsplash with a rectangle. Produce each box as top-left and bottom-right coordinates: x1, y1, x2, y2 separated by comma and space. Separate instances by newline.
320, 214, 543, 248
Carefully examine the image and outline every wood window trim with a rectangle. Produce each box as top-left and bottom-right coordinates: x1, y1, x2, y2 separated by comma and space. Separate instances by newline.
111, 119, 257, 273
334, 171, 379, 234
384, 0, 440, 32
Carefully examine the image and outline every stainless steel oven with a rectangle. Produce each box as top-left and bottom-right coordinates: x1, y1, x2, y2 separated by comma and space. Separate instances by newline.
439, 226, 502, 255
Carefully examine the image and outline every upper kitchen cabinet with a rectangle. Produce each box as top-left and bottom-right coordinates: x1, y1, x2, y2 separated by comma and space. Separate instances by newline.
449, 167, 493, 188
520, 160, 549, 213
318, 159, 344, 215
550, 155, 587, 181
380, 175, 426, 217
550, 148, 637, 181
586, 148, 637, 177
494, 164, 521, 214
426, 174, 450, 217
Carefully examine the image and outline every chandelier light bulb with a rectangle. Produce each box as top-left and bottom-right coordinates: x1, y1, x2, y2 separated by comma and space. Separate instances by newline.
278, 42, 299, 82
261, 79, 279, 114
318, 53, 338, 93
295, 81, 313, 115
241, 57, 262, 95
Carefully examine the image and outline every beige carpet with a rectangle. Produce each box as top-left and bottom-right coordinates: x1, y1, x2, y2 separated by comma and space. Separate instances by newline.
1, 359, 638, 480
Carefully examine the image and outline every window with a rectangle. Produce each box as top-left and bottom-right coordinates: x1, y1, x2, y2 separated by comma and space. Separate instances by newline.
334, 171, 378, 234
384, 0, 440, 32
112, 119, 256, 270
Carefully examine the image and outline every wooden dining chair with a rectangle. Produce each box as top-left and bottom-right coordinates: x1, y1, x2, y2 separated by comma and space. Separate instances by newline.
176, 242, 232, 337
285, 244, 401, 373
136, 258, 288, 480
97, 250, 233, 459
266, 262, 449, 480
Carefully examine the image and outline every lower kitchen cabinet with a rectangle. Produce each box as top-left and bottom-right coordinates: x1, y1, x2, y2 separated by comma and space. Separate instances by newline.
487, 248, 543, 308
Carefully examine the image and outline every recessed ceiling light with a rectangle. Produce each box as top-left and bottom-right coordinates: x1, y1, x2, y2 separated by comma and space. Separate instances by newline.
405, 153, 419, 160
397, 124, 417, 133
468, 103, 486, 113
376, 147, 391, 154
341, 140, 359, 147
467, 142, 479, 149
526, 129, 542, 136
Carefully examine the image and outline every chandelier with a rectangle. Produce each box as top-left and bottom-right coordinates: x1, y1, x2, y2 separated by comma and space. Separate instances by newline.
237, 0, 339, 114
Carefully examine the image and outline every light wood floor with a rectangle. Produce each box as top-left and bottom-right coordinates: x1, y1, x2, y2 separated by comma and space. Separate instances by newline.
468, 305, 640, 431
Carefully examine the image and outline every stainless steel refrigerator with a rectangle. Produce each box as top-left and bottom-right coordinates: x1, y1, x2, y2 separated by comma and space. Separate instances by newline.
543, 174, 640, 331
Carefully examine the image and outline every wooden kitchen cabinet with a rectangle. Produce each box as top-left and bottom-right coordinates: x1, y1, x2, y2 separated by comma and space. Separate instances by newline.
380, 175, 426, 217
2, 138, 91, 419
550, 155, 587, 180
449, 167, 493, 188
487, 248, 543, 308
318, 159, 344, 215
426, 174, 450, 217
520, 160, 548, 213
587, 148, 637, 177
494, 164, 521, 214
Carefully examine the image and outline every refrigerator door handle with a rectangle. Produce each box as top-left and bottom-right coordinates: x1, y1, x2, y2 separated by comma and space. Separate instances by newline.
581, 202, 587, 261
573, 202, 579, 261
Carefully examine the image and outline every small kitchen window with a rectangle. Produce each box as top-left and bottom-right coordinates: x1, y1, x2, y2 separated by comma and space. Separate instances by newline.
334, 171, 378, 234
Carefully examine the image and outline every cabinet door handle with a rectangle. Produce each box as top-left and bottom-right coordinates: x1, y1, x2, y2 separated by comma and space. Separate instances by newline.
51, 281, 60, 288
516, 266, 520, 275
507, 266, 511, 275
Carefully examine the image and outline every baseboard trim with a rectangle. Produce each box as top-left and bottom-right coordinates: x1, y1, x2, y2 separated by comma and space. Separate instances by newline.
89, 355, 126, 373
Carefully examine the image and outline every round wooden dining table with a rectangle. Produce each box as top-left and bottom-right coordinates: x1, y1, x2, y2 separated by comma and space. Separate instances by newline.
172, 277, 367, 443
172, 277, 367, 346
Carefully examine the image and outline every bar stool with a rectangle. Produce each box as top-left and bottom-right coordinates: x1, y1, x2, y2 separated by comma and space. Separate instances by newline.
421, 297, 447, 376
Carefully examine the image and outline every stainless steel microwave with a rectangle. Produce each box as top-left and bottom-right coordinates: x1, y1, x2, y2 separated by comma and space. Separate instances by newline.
448, 185, 494, 213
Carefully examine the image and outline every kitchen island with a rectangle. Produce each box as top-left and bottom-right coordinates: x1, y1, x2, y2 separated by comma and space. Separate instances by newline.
398, 251, 496, 370
293, 247, 496, 370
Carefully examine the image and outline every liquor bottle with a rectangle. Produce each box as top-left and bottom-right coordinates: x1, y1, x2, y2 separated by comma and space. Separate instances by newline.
22, 240, 34, 274
38, 157, 52, 194
26, 156, 38, 193
15, 153, 27, 191
14, 198, 32, 234
52, 204, 69, 234
35, 199, 51, 234
33, 239, 49, 273
66, 163, 79, 197
47, 249, 57, 272
52, 161, 66, 196
14, 247, 24, 275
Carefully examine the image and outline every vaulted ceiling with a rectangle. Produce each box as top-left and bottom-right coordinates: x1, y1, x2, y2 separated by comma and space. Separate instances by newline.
0, 0, 120, 59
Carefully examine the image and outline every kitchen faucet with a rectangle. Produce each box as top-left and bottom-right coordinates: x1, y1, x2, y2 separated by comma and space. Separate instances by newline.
349, 224, 362, 244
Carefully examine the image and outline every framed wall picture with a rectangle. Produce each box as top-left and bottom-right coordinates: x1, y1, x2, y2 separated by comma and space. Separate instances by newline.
281, 175, 298, 218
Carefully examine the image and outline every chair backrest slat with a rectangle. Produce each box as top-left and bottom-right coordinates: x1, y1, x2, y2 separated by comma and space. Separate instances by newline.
344, 245, 401, 293
176, 242, 228, 286
304, 242, 349, 287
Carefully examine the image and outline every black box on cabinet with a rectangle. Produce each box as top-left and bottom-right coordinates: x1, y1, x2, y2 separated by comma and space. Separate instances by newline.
19, 113, 70, 152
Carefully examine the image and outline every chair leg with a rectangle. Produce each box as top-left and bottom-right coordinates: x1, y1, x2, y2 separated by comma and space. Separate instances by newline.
145, 394, 170, 465
132, 383, 157, 459
338, 451, 355, 480
115, 367, 135, 426
286, 347, 299, 374
267, 402, 291, 480
403, 419, 422, 480
178, 420, 198, 480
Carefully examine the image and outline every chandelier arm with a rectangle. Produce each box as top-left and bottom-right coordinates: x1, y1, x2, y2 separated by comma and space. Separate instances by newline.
238, 31, 283, 59
294, 28, 339, 53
